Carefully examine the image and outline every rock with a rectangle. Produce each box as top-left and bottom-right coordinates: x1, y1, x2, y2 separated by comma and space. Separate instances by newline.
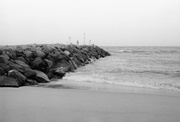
24, 68, 37, 78
15, 46, 25, 57
14, 60, 30, 69
34, 48, 46, 58
4, 49, 16, 59
69, 59, 78, 70
0, 67, 5, 76
73, 57, 83, 67
0, 76, 19, 87
44, 59, 53, 70
53, 67, 66, 77
0, 63, 12, 73
0, 49, 3, 55
8, 61, 25, 73
34, 70, 50, 83
31, 57, 46, 72
64, 50, 70, 56
26, 79, 38, 85
49, 50, 65, 62
74, 53, 85, 63
0, 55, 8, 63
24, 50, 33, 58
16, 56, 28, 64
8, 69, 26, 86
40, 45, 51, 55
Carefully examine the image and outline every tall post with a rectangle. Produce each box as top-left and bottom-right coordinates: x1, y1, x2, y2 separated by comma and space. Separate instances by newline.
89, 40, 91, 45
69, 36, 71, 44
83, 33, 85, 45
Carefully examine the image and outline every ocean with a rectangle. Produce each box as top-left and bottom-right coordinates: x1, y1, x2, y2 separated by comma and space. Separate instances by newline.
63, 46, 180, 91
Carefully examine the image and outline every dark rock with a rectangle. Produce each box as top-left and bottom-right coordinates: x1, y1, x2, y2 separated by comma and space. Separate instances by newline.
0, 55, 9, 63
73, 57, 83, 67
34, 70, 50, 83
74, 53, 85, 63
24, 50, 33, 58
40, 45, 51, 55
16, 56, 28, 64
44, 59, 53, 72
48, 50, 65, 62
46, 55, 55, 66
34, 48, 46, 58
68, 59, 78, 70
14, 60, 30, 69
53, 67, 66, 77
4, 49, 16, 59
8, 61, 25, 73
15, 46, 25, 57
0, 63, 12, 73
31, 57, 46, 72
0, 67, 5, 76
8, 69, 26, 86
0, 76, 19, 87
13, 60, 36, 78
26, 79, 38, 85
0, 50, 3, 55
24, 68, 37, 78
48, 59, 73, 78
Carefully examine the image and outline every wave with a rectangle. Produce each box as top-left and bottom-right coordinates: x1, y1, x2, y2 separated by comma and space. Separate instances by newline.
109, 49, 180, 55
111, 50, 145, 54
63, 74, 180, 92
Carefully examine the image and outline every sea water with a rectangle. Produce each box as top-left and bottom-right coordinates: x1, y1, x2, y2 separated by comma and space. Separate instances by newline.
63, 46, 180, 91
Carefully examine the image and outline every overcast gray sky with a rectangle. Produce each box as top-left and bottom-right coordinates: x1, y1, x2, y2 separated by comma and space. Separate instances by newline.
0, 0, 180, 46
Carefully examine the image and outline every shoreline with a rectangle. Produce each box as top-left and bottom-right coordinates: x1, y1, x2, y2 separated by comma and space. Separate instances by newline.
36, 79, 180, 96
1, 85, 180, 122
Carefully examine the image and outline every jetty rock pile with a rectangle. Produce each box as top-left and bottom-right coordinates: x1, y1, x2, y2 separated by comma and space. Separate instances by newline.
0, 44, 110, 87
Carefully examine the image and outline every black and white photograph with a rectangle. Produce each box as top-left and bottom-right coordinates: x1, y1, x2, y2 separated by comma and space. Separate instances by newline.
0, 0, 180, 122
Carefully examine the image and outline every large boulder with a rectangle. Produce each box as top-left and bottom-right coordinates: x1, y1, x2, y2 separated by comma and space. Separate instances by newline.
34, 70, 50, 83
0, 76, 19, 87
24, 50, 33, 58
8, 61, 25, 73
53, 67, 66, 77
16, 56, 28, 64
15, 46, 25, 57
48, 50, 65, 62
14, 60, 30, 69
8, 69, 26, 86
31, 57, 46, 72
0, 55, 9, 63
0, 63, 12, 73
49, 59, 74, 78
34, 48, 46, 58
73, 57, 83, 67
4, 49, 17, 59
74, 53, 85, 63
43, 59, 53, 72
24, 68, 37, 78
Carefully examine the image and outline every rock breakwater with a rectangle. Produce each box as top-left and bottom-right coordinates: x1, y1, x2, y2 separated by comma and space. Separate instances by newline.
0, 44, 110, 87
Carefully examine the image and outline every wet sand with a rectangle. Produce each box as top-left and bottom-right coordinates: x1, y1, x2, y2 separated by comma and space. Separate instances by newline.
1, 82, 180, 122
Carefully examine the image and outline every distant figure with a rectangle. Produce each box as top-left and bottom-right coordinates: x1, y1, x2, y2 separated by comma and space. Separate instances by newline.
77, 40, 79, 45
89, 40, 91, 45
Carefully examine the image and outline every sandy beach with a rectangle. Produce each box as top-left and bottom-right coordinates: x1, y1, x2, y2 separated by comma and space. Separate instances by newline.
1, 81, 180, 122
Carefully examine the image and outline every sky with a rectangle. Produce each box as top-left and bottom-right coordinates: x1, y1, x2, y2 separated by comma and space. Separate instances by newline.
0, 0, 180, 46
